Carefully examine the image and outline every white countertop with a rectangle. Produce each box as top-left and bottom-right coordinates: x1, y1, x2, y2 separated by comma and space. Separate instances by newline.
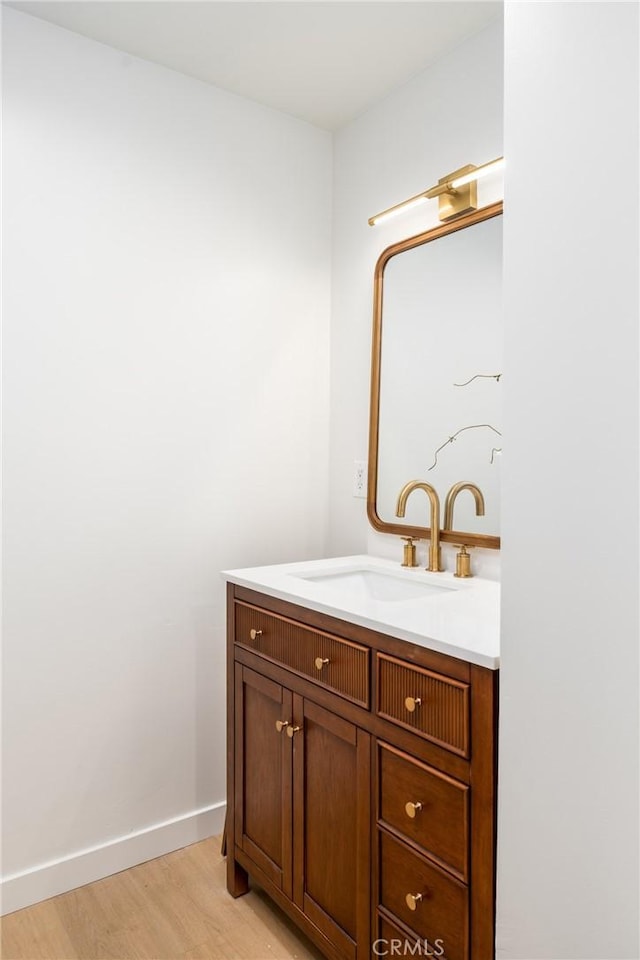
222, 555, 500, 670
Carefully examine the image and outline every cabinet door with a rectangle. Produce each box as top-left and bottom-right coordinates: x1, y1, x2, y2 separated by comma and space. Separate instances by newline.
292, 696, 370, 960
235, 664, 293, 897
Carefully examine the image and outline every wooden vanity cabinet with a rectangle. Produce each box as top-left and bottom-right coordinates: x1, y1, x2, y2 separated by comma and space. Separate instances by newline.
233, 666, 293, 895
226, 583, 498, 960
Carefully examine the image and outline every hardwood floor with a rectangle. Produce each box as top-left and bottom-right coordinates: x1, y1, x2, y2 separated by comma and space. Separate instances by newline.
1, 837, 324, 960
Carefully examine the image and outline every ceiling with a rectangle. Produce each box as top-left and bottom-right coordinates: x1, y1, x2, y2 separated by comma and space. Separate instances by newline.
5, 1, 502, 130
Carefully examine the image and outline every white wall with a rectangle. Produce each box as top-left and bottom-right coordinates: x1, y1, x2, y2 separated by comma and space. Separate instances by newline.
329, 19, 504, 578
1, 7, 331, 913
498, 3, 639, 958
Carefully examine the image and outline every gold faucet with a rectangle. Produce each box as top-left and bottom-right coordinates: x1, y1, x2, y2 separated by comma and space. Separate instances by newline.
395, 481, 443, 572
443, 481, 485, 530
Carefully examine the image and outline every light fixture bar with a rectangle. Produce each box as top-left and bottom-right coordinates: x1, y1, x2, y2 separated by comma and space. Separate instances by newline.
448, 156, 505, 191
368, 193, 428, 227
369, 156, 504, 226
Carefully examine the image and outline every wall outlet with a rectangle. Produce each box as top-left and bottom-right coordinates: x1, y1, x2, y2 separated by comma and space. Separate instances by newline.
353, 460, 367, 498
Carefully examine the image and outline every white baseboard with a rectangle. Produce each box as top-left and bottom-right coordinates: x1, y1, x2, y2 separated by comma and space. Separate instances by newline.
0, 801, 226, 916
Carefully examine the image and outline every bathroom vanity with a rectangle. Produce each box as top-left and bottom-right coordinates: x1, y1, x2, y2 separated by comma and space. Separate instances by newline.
223, 556, 499, 960
224, 197, 503, 959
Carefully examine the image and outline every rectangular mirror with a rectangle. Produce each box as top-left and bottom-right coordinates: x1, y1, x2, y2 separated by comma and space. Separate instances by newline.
367, 202, 503, 550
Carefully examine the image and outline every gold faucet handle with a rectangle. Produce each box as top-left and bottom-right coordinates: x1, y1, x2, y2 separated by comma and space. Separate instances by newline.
454, 544, 474, 579
401, 536, 420, 568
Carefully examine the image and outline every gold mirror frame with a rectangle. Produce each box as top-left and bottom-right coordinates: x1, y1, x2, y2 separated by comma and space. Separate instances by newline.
367, 201, 503, 550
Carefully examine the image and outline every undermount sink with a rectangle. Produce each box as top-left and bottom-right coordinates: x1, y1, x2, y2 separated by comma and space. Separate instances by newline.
222, 554, 500, 668
295, 567, 455, 603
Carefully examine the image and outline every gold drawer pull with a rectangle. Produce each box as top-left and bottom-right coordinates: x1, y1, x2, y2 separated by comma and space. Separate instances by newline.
405, 801, 423, 819
314, 657, 330, 671
286, 725, 301, 739
249, 629, 263, 641
405, 893, 423, 911
275, 720, 290, 733
404, 696, 422, 712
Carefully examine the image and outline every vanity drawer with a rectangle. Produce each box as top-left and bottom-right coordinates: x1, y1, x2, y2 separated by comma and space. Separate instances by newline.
379, 831, 468, 960
377, 654, 469, 757
234, 602, 369, 707
377, 913, 438, 958
378, 742, 469, 881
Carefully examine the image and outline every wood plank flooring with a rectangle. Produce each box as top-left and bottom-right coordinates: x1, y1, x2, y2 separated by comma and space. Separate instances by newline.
1, 837, 324, 960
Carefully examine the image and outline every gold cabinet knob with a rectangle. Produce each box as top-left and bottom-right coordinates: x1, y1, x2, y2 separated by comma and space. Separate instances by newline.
286, 725, 301, 739
404, 696, 422, 712
405, 893, 423, 911
249, 629, 263, 641
314, 657, 330, 671
405, 801, 423, 819
275, 720, 290, 733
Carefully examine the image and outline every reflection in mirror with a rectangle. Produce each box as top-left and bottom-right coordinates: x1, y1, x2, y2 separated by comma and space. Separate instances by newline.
368, 204, 502, 549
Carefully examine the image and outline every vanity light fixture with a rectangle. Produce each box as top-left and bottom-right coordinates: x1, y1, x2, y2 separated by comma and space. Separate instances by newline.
368, 156, 504, 226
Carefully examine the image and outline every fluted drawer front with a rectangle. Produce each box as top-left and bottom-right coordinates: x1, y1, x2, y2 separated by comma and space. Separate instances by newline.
235, 602, 369, 707
380, 831, 468, 960
379, 742, 469, 881
377, 913, 437, 958
377, 654, 469, 757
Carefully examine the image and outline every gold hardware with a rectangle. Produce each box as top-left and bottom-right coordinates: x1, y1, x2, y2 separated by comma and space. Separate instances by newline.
275, 720, 290, 733
396, 481, 442, 573
405, 801, 423, 819
314, 657, 330, 671
249, 629, 262, 641
286, 725, 301, 738
434, 164, 478, 221
405, 893, 423, 911
454, 545, 473, 579
443, 481, 485, 531
401, 536, 419, 568
368, 157, 504, 226
404, 697, 422, 712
